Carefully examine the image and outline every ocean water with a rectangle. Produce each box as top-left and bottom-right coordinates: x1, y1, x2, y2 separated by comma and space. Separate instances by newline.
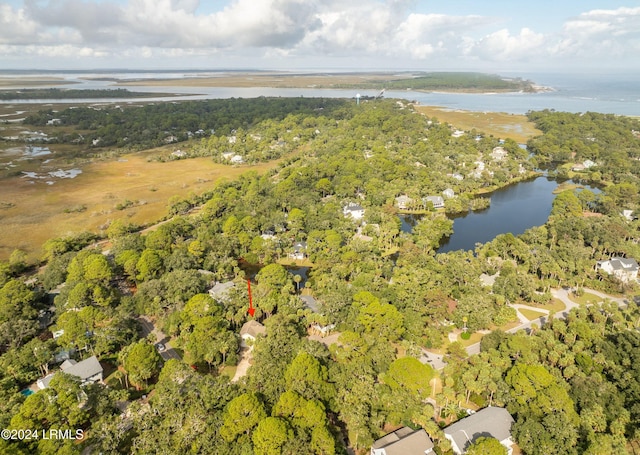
0, 70, 638, 116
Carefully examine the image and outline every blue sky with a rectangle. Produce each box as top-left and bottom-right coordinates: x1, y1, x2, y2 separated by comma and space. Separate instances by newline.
1, 0, 639, 70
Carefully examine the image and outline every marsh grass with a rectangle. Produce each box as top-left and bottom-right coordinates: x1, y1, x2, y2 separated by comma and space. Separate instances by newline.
414, 106, 541, 143
0, 149, 278, 260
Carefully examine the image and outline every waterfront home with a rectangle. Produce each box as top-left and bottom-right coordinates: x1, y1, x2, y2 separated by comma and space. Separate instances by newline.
395, 195, 413, 209
424, 196, 445, 209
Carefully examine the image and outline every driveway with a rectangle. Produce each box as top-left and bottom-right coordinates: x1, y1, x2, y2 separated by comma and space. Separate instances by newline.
137, 316, 181, 361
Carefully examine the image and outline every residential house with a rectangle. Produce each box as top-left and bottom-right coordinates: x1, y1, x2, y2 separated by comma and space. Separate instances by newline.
230, 155, 244, 164
621, 210, 635, 221
38, 355, 104, 390
300, 295, 320, 313
395, 195, 413, 210
424, 196, 445, 209
343, 202, 365, 219
239, 320, 266, 348
572, 160, 596, 172
208, 281, 236, 302
444, 407, 515, 455
442, 188, 455, 199
596, 257, 639, 283
289, 241, 307, 260
60, 356, 103, 386
371, 427, 434, 455
491, 146, 508, 161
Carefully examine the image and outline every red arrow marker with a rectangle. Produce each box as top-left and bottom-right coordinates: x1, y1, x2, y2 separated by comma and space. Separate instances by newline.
247, 279, 255, 317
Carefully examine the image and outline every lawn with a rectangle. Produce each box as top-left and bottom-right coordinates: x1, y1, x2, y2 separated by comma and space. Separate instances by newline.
539, 298, 567, 312
518, 308, 547, 321
569, 292, 603, 306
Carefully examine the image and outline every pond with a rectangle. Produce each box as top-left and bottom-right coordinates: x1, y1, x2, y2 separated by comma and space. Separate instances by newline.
399, 177, 601, 253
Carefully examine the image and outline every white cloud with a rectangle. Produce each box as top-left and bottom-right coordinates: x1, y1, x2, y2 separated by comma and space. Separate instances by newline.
464, 28, 547, 62
1, 1, 640, 69
0, 4, 40, 44
553, 6, 640, 59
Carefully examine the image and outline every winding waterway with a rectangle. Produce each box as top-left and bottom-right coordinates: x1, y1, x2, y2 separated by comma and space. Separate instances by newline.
399, 177, 601, 253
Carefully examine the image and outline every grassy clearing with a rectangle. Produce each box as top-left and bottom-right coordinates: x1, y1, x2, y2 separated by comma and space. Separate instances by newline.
569, 292, 603, 306
539, 298, 566, 312
458, 331, 483, 347
414, 105, 541, 143
519, 308, 547, 321
0, 150, 278, 261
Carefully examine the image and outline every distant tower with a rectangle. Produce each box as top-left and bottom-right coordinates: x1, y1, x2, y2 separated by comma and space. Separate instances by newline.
356, 93, 361, 105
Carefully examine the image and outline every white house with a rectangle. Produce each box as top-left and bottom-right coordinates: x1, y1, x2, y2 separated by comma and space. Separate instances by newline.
444, 407, 515, 455
289, 241, 307, 260
371, 427, 434, 455
424, 196, 445, 209
596, 257, 639, 283
239, 320, 266, 348
621, 210, 635, 221
442, 188, 455, 199
343, 202, 365, 219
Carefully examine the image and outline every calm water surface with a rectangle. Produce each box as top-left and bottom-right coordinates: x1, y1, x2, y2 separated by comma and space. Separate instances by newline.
399, 177, 600, 253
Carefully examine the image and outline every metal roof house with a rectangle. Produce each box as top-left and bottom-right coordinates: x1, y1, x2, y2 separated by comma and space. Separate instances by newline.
444, 407, 515, 455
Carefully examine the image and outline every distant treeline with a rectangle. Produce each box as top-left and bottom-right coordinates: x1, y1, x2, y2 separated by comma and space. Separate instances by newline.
0, 88, 171, 100
23, 97, 352, 149
335, 72, 534, 92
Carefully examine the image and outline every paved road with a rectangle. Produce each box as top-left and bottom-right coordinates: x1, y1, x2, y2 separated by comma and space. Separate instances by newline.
433, 287, 629, 369
137, 316, 181, 361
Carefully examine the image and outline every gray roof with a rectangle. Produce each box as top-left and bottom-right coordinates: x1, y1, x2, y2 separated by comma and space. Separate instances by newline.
61, 355, 103, 381
209, 281, 236, 300
38, 373, 56, 389
444, 407, 514, 453
372, 427, 434, 455
293, 241, 307, 252
425, 195, 444, 205
240, 320, 266, 338
344, 202, 364, 212
300, 295, 320, 313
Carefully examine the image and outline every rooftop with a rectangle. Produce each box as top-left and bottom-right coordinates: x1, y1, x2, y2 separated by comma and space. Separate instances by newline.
240, 320, 266, 339
444, 407, 514, 453
61, 355, 103, 381
372, 427, 434, 455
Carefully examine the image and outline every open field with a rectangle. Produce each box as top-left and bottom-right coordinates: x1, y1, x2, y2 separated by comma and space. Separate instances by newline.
0, 150, 278, 261
414, 105, 541, 143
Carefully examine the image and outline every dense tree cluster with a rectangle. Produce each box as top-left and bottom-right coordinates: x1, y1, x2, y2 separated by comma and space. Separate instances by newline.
2, 101, 640, 454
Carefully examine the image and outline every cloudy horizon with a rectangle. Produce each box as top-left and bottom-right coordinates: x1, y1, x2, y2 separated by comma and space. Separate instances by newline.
1, 1, 639, 71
